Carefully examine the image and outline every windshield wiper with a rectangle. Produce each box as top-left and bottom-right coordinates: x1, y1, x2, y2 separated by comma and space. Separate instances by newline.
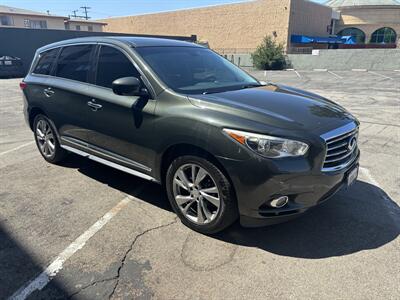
240, 83, 263, 89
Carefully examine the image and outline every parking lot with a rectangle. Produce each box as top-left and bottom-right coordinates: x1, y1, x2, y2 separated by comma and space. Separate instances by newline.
1, 70, 399, 299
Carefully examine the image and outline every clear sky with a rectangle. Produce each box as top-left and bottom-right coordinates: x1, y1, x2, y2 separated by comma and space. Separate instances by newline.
0, 0, 327, 20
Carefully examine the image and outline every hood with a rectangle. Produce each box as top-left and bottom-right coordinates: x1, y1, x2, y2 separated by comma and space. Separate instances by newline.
188, 83, 356, 131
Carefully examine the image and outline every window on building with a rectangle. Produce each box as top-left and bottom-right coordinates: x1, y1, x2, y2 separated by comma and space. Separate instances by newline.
33, 48, 59, 75
370, 27, 397, 44
65, 23, 70, 30
88, 25, 93, 32
55, 45, 94, 83
96, 46, 141, 89
338, 27, 366, 44
24, 19, 47, 29
0, 15, 14, 26
76, 25, 81, 31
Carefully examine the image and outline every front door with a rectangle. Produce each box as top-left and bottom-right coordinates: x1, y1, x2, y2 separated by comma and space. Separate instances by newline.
85, 45, 157, 174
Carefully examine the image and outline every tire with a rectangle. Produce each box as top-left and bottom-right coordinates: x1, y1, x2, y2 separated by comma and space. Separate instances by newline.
33, 114, 67, 164
166, 155, 238, 234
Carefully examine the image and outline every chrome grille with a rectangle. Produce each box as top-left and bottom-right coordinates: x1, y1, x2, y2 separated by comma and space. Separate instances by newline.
321, 123, 359, 172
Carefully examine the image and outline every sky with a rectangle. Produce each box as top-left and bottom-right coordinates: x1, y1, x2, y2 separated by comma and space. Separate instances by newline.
0, 0, 327, 20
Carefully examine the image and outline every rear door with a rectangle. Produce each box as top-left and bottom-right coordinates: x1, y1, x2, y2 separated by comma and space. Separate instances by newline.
85, 44, 157, 173
46, 44, 96, 149
24, 48, 59, 119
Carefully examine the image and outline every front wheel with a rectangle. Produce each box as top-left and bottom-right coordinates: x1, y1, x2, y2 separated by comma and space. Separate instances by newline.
166, 155, 238, 234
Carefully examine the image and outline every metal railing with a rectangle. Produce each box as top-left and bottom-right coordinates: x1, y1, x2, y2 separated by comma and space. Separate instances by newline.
213, 48, 256, 54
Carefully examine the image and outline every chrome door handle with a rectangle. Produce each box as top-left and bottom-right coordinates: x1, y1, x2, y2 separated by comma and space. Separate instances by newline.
43, 87, 55, 98
87, 100, 102, 111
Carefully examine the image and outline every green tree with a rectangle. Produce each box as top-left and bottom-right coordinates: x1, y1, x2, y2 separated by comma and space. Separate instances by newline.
251, 36, 286, 70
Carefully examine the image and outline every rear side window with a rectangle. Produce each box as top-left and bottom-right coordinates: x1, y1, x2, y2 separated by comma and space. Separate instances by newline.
96, 46, 141, 89
55, 45, 94, 83
33, 48, 59, 75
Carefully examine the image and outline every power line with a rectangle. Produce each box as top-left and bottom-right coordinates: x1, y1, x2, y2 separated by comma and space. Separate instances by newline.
80, 6, 91, 20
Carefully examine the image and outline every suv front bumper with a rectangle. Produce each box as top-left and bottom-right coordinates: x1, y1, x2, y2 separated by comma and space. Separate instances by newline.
217, 151, 360, 227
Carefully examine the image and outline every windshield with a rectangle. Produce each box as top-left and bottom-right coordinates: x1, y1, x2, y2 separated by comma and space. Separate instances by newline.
135, 47, 260, 95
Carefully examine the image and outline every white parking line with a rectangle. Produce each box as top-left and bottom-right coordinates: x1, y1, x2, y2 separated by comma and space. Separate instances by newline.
359, 167, 400, 228
327, 71, 343, 79
294, 70, 301, 78
368, 71, 393, 80
9, 197, 131, 300
0, 141, 35, 157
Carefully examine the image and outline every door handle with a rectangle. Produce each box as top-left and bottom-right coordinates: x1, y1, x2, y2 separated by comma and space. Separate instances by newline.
43, 87, 55, 98
87, 100, 102, 111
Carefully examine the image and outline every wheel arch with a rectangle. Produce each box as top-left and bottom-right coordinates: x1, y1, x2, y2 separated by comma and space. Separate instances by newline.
28, 108, 62, 143
28, 107, 47, 130
159, 143, 235, 193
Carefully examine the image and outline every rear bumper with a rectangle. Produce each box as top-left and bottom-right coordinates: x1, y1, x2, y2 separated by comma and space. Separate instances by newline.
217, 150, 360, 227
22, 95, 30, 128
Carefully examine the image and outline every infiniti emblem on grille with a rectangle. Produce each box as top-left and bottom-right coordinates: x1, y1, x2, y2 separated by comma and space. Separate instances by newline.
348, 137, 357, 151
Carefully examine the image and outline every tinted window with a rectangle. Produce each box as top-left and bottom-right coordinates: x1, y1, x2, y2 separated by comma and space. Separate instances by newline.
136, 47, 259, 95
33, 48, 59, 75
56, 45, 94, 83
96, 46, 141, 89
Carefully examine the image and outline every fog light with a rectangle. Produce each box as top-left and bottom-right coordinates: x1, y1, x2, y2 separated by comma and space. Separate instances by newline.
269, 196, 289, 208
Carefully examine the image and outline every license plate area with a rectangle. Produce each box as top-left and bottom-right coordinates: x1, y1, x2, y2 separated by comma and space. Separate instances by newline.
347, 166, 359, 186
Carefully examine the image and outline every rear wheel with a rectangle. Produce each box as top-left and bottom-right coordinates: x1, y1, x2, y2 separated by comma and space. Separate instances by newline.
166, 155, 238, 234
33, 114, 67, 164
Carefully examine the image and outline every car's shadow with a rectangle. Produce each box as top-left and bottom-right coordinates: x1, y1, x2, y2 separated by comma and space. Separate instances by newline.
62, 154, 400, 259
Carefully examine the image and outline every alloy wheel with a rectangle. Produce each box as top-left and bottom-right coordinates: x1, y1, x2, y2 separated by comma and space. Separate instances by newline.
172, 163, 221, 225
35, 119, 56, 158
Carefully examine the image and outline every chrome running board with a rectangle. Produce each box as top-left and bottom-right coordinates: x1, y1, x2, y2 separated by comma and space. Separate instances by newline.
60, 145, 158, 183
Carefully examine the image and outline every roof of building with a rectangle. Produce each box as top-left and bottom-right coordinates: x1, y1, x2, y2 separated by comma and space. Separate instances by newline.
39, 36, 201, 52
325, 0, 400, 7
65, 18, 107, 25
0, 5, 65, 18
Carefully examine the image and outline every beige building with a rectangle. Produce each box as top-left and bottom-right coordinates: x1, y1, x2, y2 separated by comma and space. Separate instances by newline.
64, 19, 107, 32
0, 5, 106, 32
326, 0, 400, 44
102, 0, 333, 52
102, 0, 400, 51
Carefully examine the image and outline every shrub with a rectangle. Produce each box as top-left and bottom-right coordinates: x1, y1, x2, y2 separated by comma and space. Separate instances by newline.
251, 35, 286, 70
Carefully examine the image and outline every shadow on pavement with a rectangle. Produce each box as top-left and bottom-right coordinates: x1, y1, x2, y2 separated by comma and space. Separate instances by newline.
0, 225, 69, 299
62, 154, 173, 212
62, 155, 399, 259
216, 180, 400, 259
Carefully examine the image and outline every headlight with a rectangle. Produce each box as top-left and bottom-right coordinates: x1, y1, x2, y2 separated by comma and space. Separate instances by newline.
223, 128, 309, 158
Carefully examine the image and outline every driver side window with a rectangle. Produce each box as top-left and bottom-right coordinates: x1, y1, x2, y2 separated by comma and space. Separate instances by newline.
96, 45, 141, 89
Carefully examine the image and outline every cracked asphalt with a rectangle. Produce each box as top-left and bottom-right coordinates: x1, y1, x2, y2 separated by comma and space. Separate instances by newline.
1, 70, 399, 299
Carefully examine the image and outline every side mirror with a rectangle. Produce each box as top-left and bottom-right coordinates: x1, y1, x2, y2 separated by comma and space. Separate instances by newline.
112, 77, 147, 97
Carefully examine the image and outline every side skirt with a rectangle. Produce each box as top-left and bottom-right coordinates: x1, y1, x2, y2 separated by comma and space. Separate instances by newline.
60, 144, 159, 183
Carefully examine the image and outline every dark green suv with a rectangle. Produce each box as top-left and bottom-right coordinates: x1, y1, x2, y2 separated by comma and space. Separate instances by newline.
21, 37, 360, 233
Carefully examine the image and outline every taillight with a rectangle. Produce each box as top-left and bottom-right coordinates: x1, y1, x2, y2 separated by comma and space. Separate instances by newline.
19, 81, 27, 90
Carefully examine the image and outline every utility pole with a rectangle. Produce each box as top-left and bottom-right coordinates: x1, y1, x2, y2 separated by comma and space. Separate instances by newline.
80, 6, 91, 20
71, 10, 78, 18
